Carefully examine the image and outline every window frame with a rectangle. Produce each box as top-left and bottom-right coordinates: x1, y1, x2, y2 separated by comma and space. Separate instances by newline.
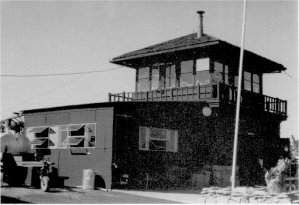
180, 60, 194, 87
60, 123, 96, 149
137, 67, 150, 92
139, 126, 178, 152
28, 127, 56, 149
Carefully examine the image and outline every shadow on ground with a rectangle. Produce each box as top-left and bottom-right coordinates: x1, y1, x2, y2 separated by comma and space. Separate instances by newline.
1, 196, 31, 204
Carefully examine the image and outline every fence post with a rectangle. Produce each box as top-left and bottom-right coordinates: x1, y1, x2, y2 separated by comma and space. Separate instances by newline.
108, 93, 112, 102
275, 98, 279, 113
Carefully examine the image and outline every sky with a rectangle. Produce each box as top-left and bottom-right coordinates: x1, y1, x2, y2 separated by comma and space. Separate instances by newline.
1, 0, 298, 138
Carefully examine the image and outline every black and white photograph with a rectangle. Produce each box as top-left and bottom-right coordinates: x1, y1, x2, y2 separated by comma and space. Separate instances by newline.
1, 0, 298, 204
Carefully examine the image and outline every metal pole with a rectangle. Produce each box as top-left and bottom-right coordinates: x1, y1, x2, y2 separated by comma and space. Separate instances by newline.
231, 0, 247, 189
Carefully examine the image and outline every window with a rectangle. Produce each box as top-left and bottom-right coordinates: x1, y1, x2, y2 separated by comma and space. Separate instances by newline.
180, 60, 193, 87
151, 65, 159, 90
137, 67, 150, 91
28, 127, 56, 149
224, 65, 229, 85
214, 61, 229, 85
60, 123, 96, 148
244, 71, 252, 91
196, 58, 210, 85
165, 64, 176, 88
252, 73, 260, 93
139, 127, 178, 152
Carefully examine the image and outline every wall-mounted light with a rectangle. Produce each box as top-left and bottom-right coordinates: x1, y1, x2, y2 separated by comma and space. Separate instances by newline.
202, 106, 212, 117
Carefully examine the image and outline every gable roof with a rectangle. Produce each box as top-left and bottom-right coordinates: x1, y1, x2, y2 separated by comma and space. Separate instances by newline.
111, 33, 286, 73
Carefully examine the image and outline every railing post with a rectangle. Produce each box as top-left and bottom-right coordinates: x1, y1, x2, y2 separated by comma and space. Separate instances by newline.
108, 93, 111, 102
122, 92, 126, 101
198, 85, 200, 100
285, 100, 287, 116
275, 98, 279, 113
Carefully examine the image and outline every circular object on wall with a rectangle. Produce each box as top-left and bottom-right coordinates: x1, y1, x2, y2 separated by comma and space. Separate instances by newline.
202, 106, 212, 116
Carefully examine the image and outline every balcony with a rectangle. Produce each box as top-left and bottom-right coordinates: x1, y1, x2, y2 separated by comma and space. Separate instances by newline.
108, 83, 287, 117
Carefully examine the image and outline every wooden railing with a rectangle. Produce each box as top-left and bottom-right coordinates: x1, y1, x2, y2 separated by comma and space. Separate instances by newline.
219, 84, 287, 116
108, 83, 287, 116
109, 84, 219, 103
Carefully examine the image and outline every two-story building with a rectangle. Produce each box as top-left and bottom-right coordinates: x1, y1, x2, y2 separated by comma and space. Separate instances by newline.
22, 11, 288, 190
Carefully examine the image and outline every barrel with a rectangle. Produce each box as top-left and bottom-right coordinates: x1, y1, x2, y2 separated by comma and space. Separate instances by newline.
82, 169, 95, 190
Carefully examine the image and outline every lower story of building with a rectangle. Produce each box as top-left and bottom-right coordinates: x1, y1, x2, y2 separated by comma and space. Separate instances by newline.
22, 101, 288, 190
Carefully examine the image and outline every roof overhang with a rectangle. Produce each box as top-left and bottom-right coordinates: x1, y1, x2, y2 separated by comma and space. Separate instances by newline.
111, 41, 220, 67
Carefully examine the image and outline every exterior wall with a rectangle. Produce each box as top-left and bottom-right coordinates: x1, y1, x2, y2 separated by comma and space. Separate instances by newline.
113, 102, 224, 189
24, 107, 114, 188
112, 102, 284, 189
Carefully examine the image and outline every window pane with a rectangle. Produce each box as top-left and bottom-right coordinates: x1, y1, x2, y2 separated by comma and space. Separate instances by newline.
253, 74, 259, 83
150, 128, 166, 140
214, 61, 223, 73
151, 78, 159, 90
197, 58, 210, 71
253, 83, 260, 93
164, 65, 176, 88
166, 65, 175, 77
224, 65, 229, 74
225, 74, 229, 85
244, 71, 251, 81
244, 80, 251, 91
138, 79, 149, 91
181, 60, 193, 73
60, 130, 68, 148
149, 140, 166, 151
180, 73, 193, 87
85, 124, 96, 147
151, 66, 159, 90
166, 77, 176, 88
70, 126, 85, 136
196, 70, 211, 85
138, 67, 150, 79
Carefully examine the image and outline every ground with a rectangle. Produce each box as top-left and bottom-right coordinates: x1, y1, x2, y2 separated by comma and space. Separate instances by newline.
0, 185, 180, 204
1, 184, 298, 204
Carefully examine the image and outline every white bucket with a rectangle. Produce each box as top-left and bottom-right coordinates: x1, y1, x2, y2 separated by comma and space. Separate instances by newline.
82, 169, 95, 190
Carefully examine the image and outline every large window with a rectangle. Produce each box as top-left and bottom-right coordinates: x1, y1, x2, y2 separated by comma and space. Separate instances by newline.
196, 58, 210, 85
60, 124, 96, 148
214, 61, 229, 85
28, 127, 56, 149
165, 64, 176, 88
137, 67, 150, 91
252, 73, 260, 93
244, 71, 252, 91
139, 127, 178, 152
180, 60, 193, 87
151, 65, 159, 90
28, 124, 96, 149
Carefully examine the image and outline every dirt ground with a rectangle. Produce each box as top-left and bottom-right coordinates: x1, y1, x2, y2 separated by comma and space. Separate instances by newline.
0, 184, 180, 204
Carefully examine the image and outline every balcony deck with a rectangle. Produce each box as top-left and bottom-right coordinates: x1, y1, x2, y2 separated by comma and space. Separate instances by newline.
108, 83, 287, 117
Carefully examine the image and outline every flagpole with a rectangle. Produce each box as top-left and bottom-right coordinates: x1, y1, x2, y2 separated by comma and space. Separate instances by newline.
231, 0, 247, 189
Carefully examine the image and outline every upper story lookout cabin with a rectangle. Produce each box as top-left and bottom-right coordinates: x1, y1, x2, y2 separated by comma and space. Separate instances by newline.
109, 11, 287, 120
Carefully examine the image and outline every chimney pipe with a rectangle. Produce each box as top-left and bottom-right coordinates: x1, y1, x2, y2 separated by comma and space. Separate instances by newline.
197, 11, 205, 38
